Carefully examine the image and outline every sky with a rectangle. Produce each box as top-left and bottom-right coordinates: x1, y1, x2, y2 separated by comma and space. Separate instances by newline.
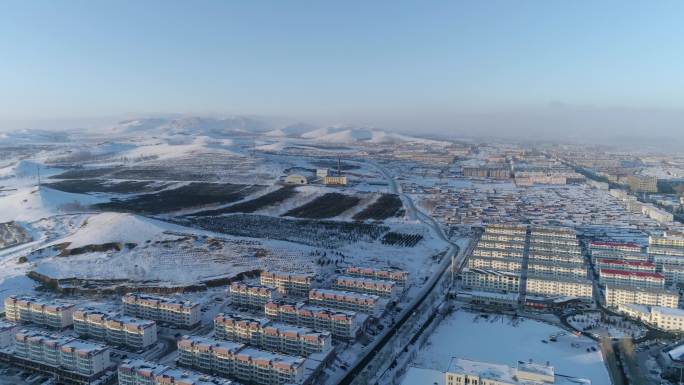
1, 1, 683, 140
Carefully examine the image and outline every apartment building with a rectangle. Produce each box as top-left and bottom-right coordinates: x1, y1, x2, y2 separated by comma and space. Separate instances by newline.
264, 302, 364, 339
260, 271, 313, 297
0, 320, 17, 349
467, 256, 522, 273
527, 251, 583, 265
525, 275, 593, 299
472, 247, 524, 259
229, 283, 280, 310
446, 357, 589, 385
118, 359, 234, 385
344, 267, 409, 285
530, 227, 576, 239
599, 269, 665, 289
483, 224, 527, 236
589, 241, 643, 262
596, 259, 656, 273
461, 268, 520, 293
619, 304, 684, 332
333, 276, 398, 297
604, 284, 679, 309
177, 336, 306, 385
122, 293, 200, 328
527, 261, 586, 279
73, 308, 157, 349
4, 295, 75, 329
12, 330, 111, 377
308, 289, 381, 315
662, 264, 684, 285
528, 243, 581, 256
214, 313, 331, 356
650, 234, 684, 248
477, 240, 525, 251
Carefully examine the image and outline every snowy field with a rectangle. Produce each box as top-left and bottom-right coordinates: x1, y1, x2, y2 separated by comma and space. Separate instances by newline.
412, 311, 610, 385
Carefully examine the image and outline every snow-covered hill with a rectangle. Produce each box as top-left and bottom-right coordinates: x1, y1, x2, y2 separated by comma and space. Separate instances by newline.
0, 187, 106, 223
111, 116, 271, 137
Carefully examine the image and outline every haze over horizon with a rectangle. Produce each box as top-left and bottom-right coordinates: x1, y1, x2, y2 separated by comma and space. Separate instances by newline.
1, 1, 683, 143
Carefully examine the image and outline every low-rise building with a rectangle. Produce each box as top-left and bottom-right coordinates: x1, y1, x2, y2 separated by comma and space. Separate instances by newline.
323, 176, 347, 186
596, 259, 656, 273
525, 275, 593, 299
618, 304, 684, 332
599, 269, 665, 289
4, 295, 75, 329
73, 308, 157, 349
122, 293, 200, 328
308, 289, 381, 315
467, 256, 522, 274
264, 302, 364, 339
461, 268, 520, 293
446, 357, 590, 385
527, 261, 586, 279
213, 313, 331, 356
177, 336, 306, 385
604, 284, 679, 309
118, 359, 234, 385
260, 271, 313, 297
344, 267, 409, 285
229, 283, 280, 310
284, 174, 307, 185
333, 276, 398, 297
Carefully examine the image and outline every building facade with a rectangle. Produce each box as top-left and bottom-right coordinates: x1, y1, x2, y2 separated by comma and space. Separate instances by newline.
4, 296, 75, 329
604, 284, 679, 309
308, 289, 381, 315
260, 271, 313, 297
333, 276, 398, 297
525, 275, 593, 299
344, 267, 409, 285
73, 308, 157, 349
461, 268, 520, 293
118, 359, 233, 385
264, 302, 364, 339
229, 283, 280, 310
599, 269, 665, 289
122, 293, 200, 328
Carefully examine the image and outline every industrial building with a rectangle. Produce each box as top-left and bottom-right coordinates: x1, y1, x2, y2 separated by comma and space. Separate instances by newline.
73, 308, 157, 349
4, 295, 75, 330
122, 293, 200, 328
213, 313, 332, 356
264, 302, 365, 339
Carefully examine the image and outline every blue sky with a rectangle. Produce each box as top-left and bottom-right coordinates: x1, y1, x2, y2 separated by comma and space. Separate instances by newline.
1, 1, 683, 137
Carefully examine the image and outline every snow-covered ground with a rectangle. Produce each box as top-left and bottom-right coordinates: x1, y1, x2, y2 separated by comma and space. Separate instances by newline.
411, 311, 610, 385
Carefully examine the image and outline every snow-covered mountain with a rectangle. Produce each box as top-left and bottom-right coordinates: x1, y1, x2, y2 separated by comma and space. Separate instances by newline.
111, 116, 271, 137
300, 126, 449, 146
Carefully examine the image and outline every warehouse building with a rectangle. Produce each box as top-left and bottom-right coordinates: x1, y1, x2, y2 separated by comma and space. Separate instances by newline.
4, 295, 75, 330
122, 293, 200, 328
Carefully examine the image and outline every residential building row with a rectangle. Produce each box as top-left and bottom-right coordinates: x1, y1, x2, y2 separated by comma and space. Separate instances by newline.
260, 272, 313, 297
4, 295, 75, 330
118, 359, 236, 385
595, 258, 656, 273
603, 284, 679, 309
618, 304, 684, 332
344, 266, 409, 285
264, 301, 365, 340
177, 335, 307, 385
333, 276, 398, 297
525, 275, 592, 299
73, 308, 157, 349
461, 268, 520, 293
599, 269, 664, 289
122, 293, 200, 328
214, 313, 331, 356
308, 289, 382, 315
229, 283, 280, 310
527, 261, 586, 279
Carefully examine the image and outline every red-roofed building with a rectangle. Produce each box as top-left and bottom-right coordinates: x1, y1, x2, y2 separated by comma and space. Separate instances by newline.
599, 269, 664, 289
596, 258, 656, 273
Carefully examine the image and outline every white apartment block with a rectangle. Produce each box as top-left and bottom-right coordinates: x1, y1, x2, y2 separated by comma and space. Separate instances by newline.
230, 283, 280, 310
122, 293, 200, 328
527, 261, 586, 279
344, 267, 409, 285
650, 234, 684, 248
461, 268, 520, 293
264, 302, 364, 339
527, 251, 584, 265
467, 256, 522, 273
333, 276, 398, 297
13, 330, 111, 377
4, 295, 75, 329
308, 289, 381, 315
604, 284, 679, 309
618, 304, 684, 333
479, 234, 526, 243
446, 357, 589, 385
73, 308, 157, 349
118, 359, 233, 385
590, 241, 645, 262
477, 240, 525, 251
472, 247, 524, 259
528, 243, 581, 256
213, 313, 332, 356
596, 258, 656, 273
599, 269, 665, 289
0, 320, 17, 349
529, 235, 579, 247
483, 224, 527, 236
662, 264, 684, 285
260, 271, 313, 297
530, 227, 577, 240
178, 336, 306, 385
525, 275, 593, 299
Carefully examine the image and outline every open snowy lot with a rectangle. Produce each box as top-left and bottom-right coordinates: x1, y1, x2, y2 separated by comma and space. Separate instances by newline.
412, 311, 610, 385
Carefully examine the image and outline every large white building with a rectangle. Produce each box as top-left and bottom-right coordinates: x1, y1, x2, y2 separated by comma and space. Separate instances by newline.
177, 336, 307, 385
264, 301, 365, 340
604, 284, 679, 309
4, 295, 75, 329
344, 267, 409, 285
445, 357, 590, 385
12, 330, 111, 377
122, 293, 200, 328
308, 289, 382, 315
467, 256, 522, 274
599, 269, 665, 289
596, 258, 656, 273
333, 276, 399, 297
526, 261, 586, 279
73, 308, 157, 349
260, 271, 313, 297
619, 304, 684, 333
589, 241, 644, 262
118, 359, 234, 385
214, 313, 332, 356
229, 282, 280, 310
461, 268, 520, 293
525, 275, 593, 299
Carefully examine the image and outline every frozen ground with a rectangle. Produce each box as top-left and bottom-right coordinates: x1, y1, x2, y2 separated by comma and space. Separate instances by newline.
412, 311, 610, 385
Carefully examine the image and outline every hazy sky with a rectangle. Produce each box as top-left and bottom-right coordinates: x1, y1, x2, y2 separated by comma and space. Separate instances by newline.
1, 1, 683, 139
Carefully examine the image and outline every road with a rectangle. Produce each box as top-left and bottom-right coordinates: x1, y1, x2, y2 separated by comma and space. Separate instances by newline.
335, 160, 464, 385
